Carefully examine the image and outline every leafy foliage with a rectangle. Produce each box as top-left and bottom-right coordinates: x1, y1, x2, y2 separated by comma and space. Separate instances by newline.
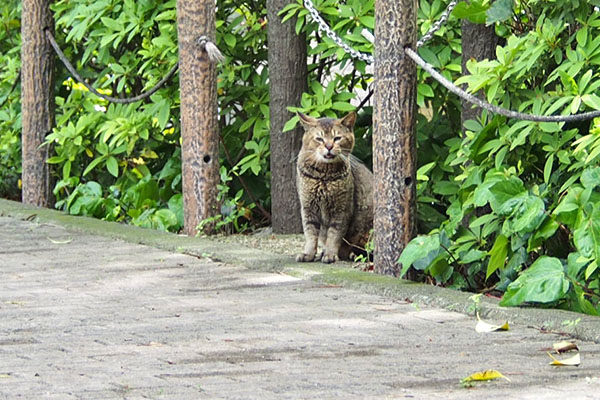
4, 0, 600, 314
400, 0, 600, 315
41, 0, 269, 233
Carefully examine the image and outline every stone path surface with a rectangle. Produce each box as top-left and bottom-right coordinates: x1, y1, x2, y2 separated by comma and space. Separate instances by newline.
1, 215, 600, 399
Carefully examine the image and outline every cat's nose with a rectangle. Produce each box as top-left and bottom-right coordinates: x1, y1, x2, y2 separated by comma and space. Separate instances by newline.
325, 142, 334, 151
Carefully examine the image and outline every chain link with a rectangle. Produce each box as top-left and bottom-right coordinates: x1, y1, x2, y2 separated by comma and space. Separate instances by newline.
303, 0, 374, 63
417, 0, 458, 48
302, 0, 458, 64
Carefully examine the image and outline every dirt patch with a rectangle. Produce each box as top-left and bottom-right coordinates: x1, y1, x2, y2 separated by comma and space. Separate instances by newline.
209, 228, 305, 258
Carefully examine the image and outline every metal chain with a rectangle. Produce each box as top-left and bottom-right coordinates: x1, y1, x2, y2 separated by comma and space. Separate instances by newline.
417, 0, 458, 48
302, 0, 457, 63
304, 0, 600, 123
405, 47, 600, 123
303, 0, 374, 63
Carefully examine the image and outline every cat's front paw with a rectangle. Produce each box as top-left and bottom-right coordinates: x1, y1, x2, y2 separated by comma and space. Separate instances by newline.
321, 253, 339, 264
296, 253, 316, 262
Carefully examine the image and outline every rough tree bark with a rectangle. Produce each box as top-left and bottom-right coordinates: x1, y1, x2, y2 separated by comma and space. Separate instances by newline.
373, 0, 418, 276
176, 0, 220, 235
267, 0, 308, 234
21, 0, 54, 207
461, 19, 499, 132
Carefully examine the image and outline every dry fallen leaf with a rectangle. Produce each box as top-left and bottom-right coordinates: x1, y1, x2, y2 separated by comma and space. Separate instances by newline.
553, 341, 579, 353
475, 314, 510, 333
548, 352, 581, 366
462, 369, 511, 383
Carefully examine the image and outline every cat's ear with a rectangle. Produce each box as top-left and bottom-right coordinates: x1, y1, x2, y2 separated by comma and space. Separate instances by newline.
297, 112, 318, 129
339, 111, 356, 130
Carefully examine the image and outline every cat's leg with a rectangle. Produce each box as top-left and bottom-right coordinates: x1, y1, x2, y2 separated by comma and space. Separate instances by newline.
316, 227, 327, 260
321, 223, 347, 263
296, 212, 320, 262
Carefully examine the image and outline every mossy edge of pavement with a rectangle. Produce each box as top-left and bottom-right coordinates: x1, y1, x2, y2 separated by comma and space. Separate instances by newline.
2, 198, 599, 343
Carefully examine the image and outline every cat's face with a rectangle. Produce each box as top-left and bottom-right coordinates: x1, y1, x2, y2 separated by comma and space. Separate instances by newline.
298, 112, 356, 163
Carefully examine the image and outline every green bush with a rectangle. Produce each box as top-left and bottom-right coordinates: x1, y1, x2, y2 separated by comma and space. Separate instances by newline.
43, 0, 271, 232
399, 0, 600, 314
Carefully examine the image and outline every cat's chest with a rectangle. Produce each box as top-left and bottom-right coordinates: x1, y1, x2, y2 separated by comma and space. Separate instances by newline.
298, 170, 353, 210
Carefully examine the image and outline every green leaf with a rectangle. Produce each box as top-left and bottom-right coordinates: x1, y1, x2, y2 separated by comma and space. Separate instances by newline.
486, 0, 513, 25
488, 176, 526, 214
500, 256, 569, 306
282, 116, 299, 132
398, 234, 441, 277
157, 102, 170, 131
585, 261, 598, 280
576, 27, 588, 48
527, 218, 559, 251
83, 157, 105, 176
487, 234, 508, 280
101, 17, 122, 31
573, 203, 600, 259
47, 156, 65, 164
543, 154, 554, 184
106, 156, 119, 177
566, 252, 588, 280
452, 0, 489, 24
224, 33, 236, 48
427, 256, 453, 283
581, 94, 600, 110
416, 161, 436, 181
581, 167, 600, 189
417, 83, 434, 98
331, 102, 355, 112
503, 195, 545, 235
559, 71, 578, 95
359, 15, 374, 29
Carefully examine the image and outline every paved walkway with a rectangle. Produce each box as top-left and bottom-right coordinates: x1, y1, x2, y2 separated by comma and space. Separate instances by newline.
1, 214, 600, 399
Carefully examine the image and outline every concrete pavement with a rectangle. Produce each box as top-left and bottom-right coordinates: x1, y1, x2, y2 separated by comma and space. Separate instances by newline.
1, 199, 600, 399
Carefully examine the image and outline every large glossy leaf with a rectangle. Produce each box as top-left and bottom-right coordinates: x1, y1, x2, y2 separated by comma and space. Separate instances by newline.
502, 195, 545, 235
398, 234, 441, 277
488, 176, 526, 214
500, 256, 569, 306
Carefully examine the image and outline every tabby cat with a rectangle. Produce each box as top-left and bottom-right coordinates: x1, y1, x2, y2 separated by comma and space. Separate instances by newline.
295, 111, 373, 263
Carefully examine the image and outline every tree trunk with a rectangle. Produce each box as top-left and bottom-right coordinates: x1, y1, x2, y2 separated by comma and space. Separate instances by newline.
176, 0, 220, 235
373, 0, 418, 276
267, 0, 307, 234
21, 0, 54, 207
461, 20, 499, 132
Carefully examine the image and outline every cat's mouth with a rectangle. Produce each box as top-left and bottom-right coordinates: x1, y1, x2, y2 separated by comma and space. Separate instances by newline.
323, 152, 335, 160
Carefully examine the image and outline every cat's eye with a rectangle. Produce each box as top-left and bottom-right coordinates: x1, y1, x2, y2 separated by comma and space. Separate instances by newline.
333, 136, 342, 142
315, 137, 325, 143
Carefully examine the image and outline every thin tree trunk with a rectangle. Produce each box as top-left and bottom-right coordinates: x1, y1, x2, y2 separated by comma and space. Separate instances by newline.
176, 0, 220, 235
267, 0, 308, 234
21, 0, 54, 207
373, 0, 418, 276
461, 20, 499, 132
